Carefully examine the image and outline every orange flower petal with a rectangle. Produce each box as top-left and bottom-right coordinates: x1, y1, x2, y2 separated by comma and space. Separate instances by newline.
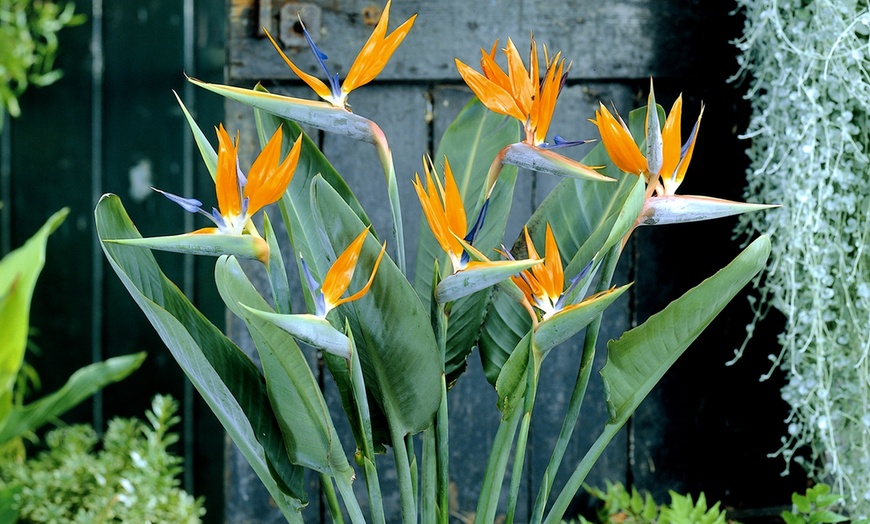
441, 158, 467, 243
668, 104, 704, 195
343, 0, 417, 93
265, 29, 333, 101
541, 223, 564, 301
504, 38, 534, 116
322, 228, 369, 307
246, 130, 302, 215
593, 104, 648, 175
456, 59, 527, 122
215, 124, 242, 217
332, 240, 387, 308
659, 95, 683, 185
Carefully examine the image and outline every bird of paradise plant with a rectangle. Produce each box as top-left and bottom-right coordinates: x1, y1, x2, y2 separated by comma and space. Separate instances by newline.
94, 3, 775, 524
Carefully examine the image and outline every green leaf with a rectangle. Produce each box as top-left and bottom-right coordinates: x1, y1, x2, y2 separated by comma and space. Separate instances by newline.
0, 353, 145, 444
601, 235, 772, 423
174, 90, 217, 180
0, 208, 68, 419
535, 284, 631, 353
435, 260, 538, 304
0, 484, 20, 524
312, 177, 442, 436
95, 194, 307, 519
808, 511, 849, 524
107, 232, 269, 262
215, 256, 354, 481
412, 97, 520, 383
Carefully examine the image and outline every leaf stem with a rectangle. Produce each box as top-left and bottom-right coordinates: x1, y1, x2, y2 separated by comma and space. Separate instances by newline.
319, 473, 345, 524
505, 346, 542, 524
369, 121, 406, 274
473, 405, 522, 524
529, 243, 622, 524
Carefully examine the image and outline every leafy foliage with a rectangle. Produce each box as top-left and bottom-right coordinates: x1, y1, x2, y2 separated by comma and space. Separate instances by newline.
0, 395, 204, 523
733, 0, 870, 516
0, 0, 84, 129
571, 481, 738, 524
781, 483, 858, 524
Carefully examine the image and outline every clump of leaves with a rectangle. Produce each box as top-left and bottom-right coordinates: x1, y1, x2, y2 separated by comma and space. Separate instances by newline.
0, 394, 204, 523
570, 481, 740, 524
781, 483, 861, 524
0, 0, 84, 130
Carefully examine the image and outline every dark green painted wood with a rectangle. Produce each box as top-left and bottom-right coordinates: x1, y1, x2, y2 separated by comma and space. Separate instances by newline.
0, 0, 228, 521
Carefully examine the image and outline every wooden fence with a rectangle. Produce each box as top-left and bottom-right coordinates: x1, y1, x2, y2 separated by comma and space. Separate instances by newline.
1, 0, 807, 522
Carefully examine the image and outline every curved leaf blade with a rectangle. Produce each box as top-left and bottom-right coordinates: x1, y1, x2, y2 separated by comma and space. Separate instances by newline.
95, 194, 307, 518
0, 353, 145, 444
601, 235, 771, 423
313, 178, 442, 436
216, 256, 354, 481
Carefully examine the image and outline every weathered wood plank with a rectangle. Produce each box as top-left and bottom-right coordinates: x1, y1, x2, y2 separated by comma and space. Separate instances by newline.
230, 0, 720, 82
6, 1, 96, 425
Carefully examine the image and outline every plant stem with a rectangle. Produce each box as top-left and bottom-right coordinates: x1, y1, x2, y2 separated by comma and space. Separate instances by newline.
436, 372, 450, 524
319, 473, 346, 524
347, 327, 386, 524
390, 421, 417, 524
542, 421, 625, 524
433, 299, 450, 524
334, 473, 368, 524
370, 122, 406, 274
474, 405, 522, 524
422, 425, 438, 524
529, 244, 622, 524
505, 347, 542, 524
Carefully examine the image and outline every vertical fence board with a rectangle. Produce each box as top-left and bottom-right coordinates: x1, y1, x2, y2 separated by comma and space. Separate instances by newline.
2, 0, 227, 521
5, 0, 96, 425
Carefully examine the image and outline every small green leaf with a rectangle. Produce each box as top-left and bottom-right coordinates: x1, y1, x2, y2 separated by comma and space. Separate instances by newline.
0, 353, 144, 444
808, 511, 849, 524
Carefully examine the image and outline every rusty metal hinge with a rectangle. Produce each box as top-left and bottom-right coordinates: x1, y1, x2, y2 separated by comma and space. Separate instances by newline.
258, 1, 321, 48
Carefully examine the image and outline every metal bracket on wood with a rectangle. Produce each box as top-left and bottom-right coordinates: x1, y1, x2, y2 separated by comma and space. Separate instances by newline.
258, 0, 321, 49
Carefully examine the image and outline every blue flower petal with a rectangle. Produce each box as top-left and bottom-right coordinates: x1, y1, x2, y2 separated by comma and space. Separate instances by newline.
153, 188, 203, 213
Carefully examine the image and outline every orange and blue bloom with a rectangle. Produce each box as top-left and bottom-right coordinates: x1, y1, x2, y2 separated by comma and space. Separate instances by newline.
156, 124, 302, 236
413, 156, 488, 273
455, 37, 586, 149
266, 0, 416, 110
300, 228, 386, 318
593, 81, 704, 196
507, 224, 589, 322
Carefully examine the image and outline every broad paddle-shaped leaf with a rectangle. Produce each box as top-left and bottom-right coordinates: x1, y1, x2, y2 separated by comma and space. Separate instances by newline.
95, 194, 307, 520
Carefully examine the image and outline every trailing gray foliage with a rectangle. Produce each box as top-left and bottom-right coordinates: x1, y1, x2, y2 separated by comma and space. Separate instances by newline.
733, 0, 870, 517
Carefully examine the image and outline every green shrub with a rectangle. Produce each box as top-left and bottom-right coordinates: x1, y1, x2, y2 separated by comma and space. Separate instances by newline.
0, 395, 204, 523
570, 481, 739, 524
